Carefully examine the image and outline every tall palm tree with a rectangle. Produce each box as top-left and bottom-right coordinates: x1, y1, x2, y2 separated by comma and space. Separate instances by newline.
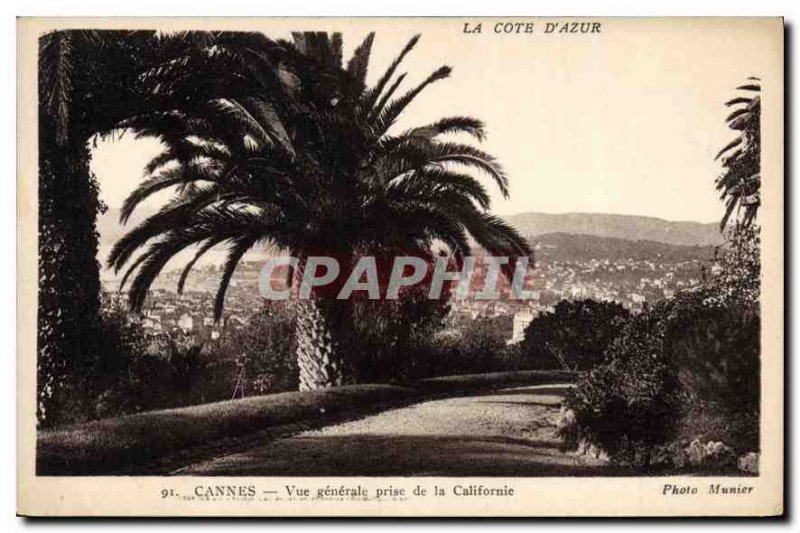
37, 29, 246, 424
110, 32, 531, 390
38, 30, 165, 424
715, 77, 761, 230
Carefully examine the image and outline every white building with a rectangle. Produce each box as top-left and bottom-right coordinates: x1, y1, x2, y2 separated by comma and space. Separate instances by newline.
507, 309, 535, 345
178, 313, 194, 333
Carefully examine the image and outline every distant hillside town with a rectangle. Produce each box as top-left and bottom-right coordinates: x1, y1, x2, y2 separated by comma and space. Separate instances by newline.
101, 225, 716, 347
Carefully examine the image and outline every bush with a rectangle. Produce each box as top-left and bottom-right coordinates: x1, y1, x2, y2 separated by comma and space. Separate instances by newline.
79, 298, 149, 422
213, 301, 298, 396
86, 300, 300, 421
664, 290, 760, 451
115, 339, 241, 413
711, 224, 760, 304
520, 299, 630, 371
564, 309, 680, 457
565, 287, 760, 461
349, 283, 451, 383
393, 314, 522, 380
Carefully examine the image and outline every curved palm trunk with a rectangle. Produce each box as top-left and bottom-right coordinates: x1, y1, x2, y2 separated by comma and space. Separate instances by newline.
295, 298, 350, 390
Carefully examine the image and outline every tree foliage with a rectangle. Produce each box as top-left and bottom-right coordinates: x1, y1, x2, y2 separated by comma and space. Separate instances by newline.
565, 308, 679, 456
104, 31, 531, 387
564, 78, 764, 461
109, 32, 530, 319
215, 302, 299, 395
349, 286, 451, 383
710, 223, 760, 305
663, 290, 760, 450
716, 77, 761, 230
37, 30, 230, 425
520, 299, 630, 371
565, 287, 760, 459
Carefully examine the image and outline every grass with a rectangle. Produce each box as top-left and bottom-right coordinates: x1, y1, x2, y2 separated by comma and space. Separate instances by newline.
37, 370, 575, 476
415, 369, 576, 393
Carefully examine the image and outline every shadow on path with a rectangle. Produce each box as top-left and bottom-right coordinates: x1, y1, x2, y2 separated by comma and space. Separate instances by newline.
467, 384, 574, 398
176, 383, 634, 477
181, 434, 636, 477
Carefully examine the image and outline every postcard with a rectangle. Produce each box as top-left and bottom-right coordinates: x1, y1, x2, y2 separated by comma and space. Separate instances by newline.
17, 17, 784, 517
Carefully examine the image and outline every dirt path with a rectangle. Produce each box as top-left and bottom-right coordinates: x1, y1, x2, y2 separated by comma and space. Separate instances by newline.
177, 383, 630, 476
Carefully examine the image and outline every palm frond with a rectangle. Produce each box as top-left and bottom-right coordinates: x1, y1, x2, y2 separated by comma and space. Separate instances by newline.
120, 165, 220, 224
110, 185, 226, 271
213, 235, 260, 320
370, 73, 407, 121
725, 96, 752, 107
398, 167, 492, 210
126, 232, 202, 312
714, 137, 742, 161
292, 32, 343, 69
401, 116, 486, 141
373, 66, 452, 134
725, 107, 752, 124
383, 140, 509, 197
715, 78, 761, 230
177, 237, 225, 294
39, 31, 73, 145
346, 32, 375, 90
362, 34, 420, 112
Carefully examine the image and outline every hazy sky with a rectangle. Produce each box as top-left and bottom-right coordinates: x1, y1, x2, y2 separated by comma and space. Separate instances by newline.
91, 18, 780, 224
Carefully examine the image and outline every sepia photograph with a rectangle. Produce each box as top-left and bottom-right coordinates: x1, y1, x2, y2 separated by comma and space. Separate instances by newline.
16, 16, 784, 517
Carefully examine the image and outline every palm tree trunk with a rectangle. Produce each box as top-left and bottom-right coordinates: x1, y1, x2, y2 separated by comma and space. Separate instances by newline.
295, 299, 348, 390
38, 141, 104, 425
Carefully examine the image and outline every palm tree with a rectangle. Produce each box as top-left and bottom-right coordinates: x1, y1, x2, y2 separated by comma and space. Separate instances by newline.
715, 77, 761, 230
38, 30, 164, 424
110, 32, 531, 390
37, 29, 248, 424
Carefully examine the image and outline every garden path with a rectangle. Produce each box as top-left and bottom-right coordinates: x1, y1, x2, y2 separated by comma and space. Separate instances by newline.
177, 383, 632, 476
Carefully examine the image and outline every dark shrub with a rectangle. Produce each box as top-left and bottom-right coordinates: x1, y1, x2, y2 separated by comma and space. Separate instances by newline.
565, 285, 760, 460
520, 299, 630, 371
565, 309, 680, 457
663, 290, 760, 451
87, 298, 149, 420
403, 314, 518, 379
349, 283, 451, 383
214, 301, 298, 396
90, 301, 299, 420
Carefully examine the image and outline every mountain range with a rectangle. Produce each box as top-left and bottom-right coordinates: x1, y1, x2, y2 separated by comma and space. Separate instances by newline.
503, 212, 723, 247
530, 232, 715, 263
96, 208, 723, 269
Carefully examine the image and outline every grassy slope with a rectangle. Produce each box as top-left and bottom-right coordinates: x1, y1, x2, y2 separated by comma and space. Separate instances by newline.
37, 370, 575, 475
